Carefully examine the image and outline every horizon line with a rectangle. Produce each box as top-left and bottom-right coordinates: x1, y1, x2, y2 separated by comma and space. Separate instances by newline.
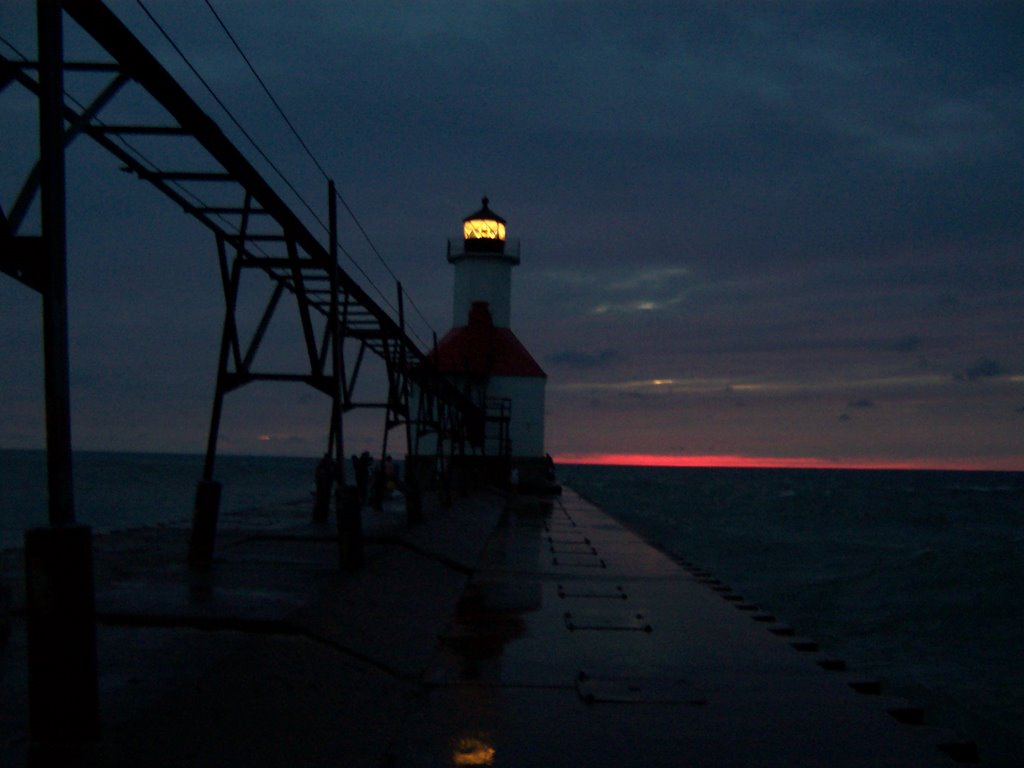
552, 452, 1024, 472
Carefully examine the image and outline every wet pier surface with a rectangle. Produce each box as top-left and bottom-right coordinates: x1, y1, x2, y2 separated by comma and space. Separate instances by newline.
1, 488, 972, 766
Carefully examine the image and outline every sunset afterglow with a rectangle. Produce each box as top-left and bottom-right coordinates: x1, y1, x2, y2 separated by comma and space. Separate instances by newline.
554, 453, 1024, 472
1, 3, 1020, 471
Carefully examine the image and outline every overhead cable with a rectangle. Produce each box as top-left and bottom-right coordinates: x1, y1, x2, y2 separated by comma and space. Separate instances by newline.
202, 0, 437, 341
0, 33, 255, 254
201, 0, 331, 183
135, 0, 330, 237
145, 0, 402, 323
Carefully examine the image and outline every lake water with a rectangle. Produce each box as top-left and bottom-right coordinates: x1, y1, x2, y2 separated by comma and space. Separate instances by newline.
1, 451, 1021, 764
557, 463, 1023, 768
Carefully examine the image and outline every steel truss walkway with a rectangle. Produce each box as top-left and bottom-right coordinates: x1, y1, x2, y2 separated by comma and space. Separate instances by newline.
1, 0, 492, 562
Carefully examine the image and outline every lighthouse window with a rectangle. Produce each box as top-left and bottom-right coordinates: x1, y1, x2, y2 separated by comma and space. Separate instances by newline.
464, 218, 506, 241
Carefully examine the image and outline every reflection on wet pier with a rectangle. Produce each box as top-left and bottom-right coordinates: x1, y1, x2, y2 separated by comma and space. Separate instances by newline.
398, 490, 974, 767
0, 488, 977, 766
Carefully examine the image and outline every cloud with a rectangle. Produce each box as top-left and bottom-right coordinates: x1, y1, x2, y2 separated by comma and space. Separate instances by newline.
959, 358, 1007, 381
547, 349, 621, 370
554, 373, 959, 401
543, 265, 693, 316
5, 2, 1023, 469
608, 267, 691, 292
591, 297, 685, 315
886, 336, 922, 353
621, 390, 653, 401
542, 269, 600, 287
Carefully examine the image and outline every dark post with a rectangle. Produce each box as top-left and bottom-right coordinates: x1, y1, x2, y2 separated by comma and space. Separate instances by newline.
189, 313, 229, 564
335, 484, 363, 571
188, 479, 221, 567
326, 180, 362, 567
329, 180, 343, 469
24, 526, 99, 743
24, 0, 99, 743
323, 179, 345, 522
396, 283, 423, 524
404, 458, 423, 524
438, 434, 453, 509
190, 232, 236, 564
38, 1, 73, 526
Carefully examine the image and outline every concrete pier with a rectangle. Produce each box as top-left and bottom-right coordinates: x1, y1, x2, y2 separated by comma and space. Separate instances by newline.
0, 488, 973, 766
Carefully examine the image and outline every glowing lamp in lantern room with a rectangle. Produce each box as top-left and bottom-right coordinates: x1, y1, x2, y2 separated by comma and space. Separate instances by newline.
462, 197, 506, 253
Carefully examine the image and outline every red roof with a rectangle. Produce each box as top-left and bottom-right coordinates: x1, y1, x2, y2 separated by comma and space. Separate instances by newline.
430, 302, 546, 378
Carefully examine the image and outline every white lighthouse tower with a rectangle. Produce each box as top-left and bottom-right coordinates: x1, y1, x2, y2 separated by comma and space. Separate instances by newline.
449, 197, 516, 328
430, 198, 548, 485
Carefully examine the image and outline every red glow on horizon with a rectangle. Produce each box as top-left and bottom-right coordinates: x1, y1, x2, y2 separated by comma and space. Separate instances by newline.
553, 452, 1024, 472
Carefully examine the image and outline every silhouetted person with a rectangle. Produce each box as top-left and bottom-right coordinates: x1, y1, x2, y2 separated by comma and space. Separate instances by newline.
0, 581, 11, 646
370, 463, 383, 510
354, 451, 371, 506
383, 454, 396, 494
314, 453, 333, 519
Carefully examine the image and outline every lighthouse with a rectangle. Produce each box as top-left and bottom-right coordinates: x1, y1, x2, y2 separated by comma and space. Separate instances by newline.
429, 198, 548, 487
449, 197, 517, 328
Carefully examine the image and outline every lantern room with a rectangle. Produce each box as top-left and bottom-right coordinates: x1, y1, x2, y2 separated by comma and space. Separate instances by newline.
447, 197, 520, 328
462, 197, 506, 253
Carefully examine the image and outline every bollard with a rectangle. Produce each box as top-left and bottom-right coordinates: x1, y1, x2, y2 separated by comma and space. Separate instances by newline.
438, 470, 453, 509
405, 477, 422, 525
24, 524, 99, 744
188, 479, 221, 567
335, 484, 363, 571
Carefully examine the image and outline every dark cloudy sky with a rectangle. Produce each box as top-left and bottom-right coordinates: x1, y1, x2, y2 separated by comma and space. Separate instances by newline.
2, 1, 1023, 468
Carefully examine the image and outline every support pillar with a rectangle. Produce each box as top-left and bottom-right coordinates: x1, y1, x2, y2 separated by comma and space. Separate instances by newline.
190, 235, 233, 563
24, 0, 100, 745
24, 525, 99, 743
439, 457, 453, 510
326, 179, 346, 526
188, 479, 221, 567
335, 485, 363, 571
